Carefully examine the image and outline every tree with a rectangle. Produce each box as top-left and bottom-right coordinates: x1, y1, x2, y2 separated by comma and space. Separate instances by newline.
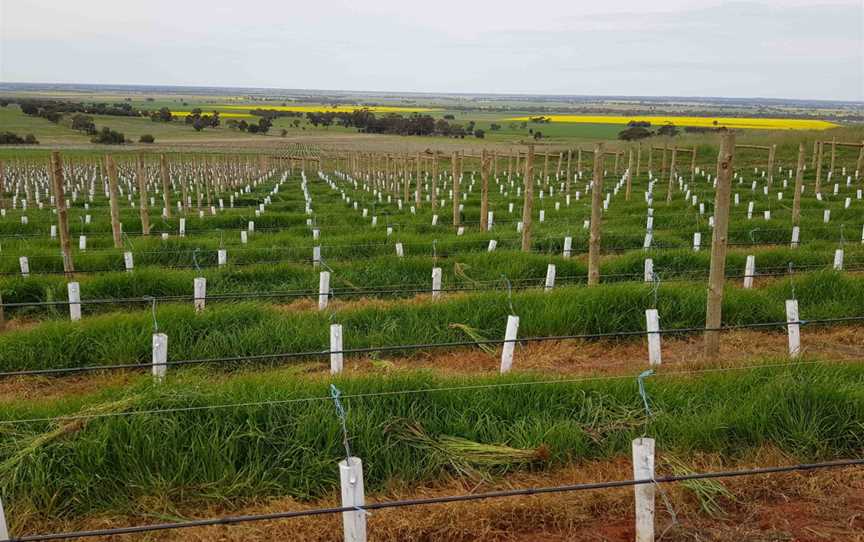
151, 107, 173, 122
70, 114, 97, 135
618, 127, 653, 141
474, 129, 485, 139
533, 131, 543, 140
91, 127, 126, 144
0, 132, 39, 145
490, 123, 501, 131
280, 129, 288, 137
139, 134, 155, 143
657, 124, 679, 137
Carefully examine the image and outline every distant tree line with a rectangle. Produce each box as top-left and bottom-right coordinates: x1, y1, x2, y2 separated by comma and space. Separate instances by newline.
295, 109, 485, 138
11, 99, 138, 122
0, 132, 39, 145
183, 109, 221, 131
618, 120, 725, 141
226, 117, 273, 134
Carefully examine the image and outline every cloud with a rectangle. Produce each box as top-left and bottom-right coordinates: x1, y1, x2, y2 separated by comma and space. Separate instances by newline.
1, 0, 861, 100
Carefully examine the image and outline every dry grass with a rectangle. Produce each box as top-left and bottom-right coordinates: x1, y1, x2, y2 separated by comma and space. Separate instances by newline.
18, 448, 863, 541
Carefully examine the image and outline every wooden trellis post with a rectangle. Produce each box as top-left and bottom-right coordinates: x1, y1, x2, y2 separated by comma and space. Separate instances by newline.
138, 155, 151, 235
587, 143, 604, 286
791, 143, 805, 227
50, 151, 74, 274
704, 132, 736, 357
521, 145, 534, 252
160, 154, 172, 218
105, 156, 123, 248
480, 150, 491, 231
452, 152, 461, 227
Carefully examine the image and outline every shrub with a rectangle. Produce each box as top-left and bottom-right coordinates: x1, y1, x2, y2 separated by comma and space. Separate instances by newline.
91, 127, 126, 144
139, 134, 155, 143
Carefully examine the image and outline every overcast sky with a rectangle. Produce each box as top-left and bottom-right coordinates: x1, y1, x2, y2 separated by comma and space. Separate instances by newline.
1, 0, 862, 101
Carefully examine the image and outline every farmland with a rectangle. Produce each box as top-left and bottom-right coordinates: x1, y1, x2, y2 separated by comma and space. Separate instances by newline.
0, 109, 862, 540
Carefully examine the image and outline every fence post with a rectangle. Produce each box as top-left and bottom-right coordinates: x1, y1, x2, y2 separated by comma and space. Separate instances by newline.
194, 277, 206, 312
50, 151, 74, 273
330, 323, 344, 374
791, 143, 805, 227
704, 131, 735, 358
480, 150, 490, 231
587, 143, 605, 286
645, 309, 661, 366
632, 437, 656, 542
68, 281, 81, 321
152, 332, 168, 382
786, 300, 801, 359
521, 145, 534, 252
319, 271, 331, 310
105, 155, 123, 248
339, 457, 367, 542
500, 315, 520, 373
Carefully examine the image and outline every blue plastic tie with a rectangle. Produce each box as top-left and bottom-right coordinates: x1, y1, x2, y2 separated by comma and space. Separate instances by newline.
637, 369, 655, 417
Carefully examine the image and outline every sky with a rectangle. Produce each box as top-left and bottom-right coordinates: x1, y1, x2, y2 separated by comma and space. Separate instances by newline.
1, 0, 862, 101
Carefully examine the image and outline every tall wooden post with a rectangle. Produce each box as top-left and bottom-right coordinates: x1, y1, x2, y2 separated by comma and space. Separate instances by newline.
766, 144, 776, 186
415, 153, 422, 206
666, 146, 677, 203
830, 137, 836, 173
636, 144, 641, 178
690, 146, 697, 181
138, 155, 151, 235
704, 132, 736, 358
542, 151, 549, 184
521, 145, 534, 252
625, 147, 634, 201
451, 152, 461, 226
0, 160, 5, 210
857, 141, 864, 179
431, 154, 438, 209
480, 150, 490, 231
577, 148, 582, 174
661, 143, 668, 176
106, 156, 123, 248
791, 142, 805, 227
565, 150, 572, 192
51, 151, 74, 273
815, 141, 823, 194
160, 154, 172, 218
587, 143, 604, 286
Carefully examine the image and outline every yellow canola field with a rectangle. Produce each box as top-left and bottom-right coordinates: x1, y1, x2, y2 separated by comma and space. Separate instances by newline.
218, 105, 439, 113
171, 111, 254, 118
507, 115, 838, 131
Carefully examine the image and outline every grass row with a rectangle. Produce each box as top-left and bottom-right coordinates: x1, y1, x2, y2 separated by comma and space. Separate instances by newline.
0, 271, 861, 372
1, 362, 862, 525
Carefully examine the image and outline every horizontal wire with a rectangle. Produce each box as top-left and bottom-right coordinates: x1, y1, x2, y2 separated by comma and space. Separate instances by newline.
0, 358, 855, 426
0, 315, 861, 379
10, 459, 864, 541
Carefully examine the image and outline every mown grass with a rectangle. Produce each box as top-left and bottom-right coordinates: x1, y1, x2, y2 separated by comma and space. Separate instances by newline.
0, 361, 862, 526
0, 271, 861, 372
